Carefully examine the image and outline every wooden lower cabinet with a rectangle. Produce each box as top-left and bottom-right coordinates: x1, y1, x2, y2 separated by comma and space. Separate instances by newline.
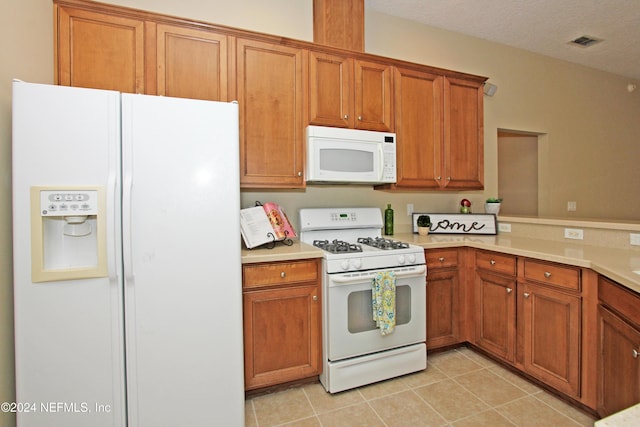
597, 306, 640, 416
425, 249, 461, 349
242, 259, 321, 390
598, 276, 640, 416
520, 282, 581, 397
475, 269, 516, 362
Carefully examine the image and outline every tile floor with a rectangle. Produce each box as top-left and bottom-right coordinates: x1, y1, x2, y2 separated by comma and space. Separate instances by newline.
245, 347, 598, 427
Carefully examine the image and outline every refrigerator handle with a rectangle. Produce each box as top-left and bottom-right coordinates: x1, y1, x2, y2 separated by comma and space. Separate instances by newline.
122, 134, 135, 284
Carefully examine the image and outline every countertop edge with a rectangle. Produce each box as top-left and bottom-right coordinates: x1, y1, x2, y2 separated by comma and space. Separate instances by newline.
241, 236, 640, 294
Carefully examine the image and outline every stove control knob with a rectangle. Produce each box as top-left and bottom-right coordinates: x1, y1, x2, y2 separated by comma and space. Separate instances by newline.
341, 260, 350, 271
408, 254, 416, 264
398, 255, 406, 264
351, 258, 362, 269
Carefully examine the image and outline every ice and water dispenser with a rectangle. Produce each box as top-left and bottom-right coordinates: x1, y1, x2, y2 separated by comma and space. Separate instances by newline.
31, 187, 107, 282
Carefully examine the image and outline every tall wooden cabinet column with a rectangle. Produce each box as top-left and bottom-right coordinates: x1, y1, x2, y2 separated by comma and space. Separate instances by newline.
234, 38, 307, 188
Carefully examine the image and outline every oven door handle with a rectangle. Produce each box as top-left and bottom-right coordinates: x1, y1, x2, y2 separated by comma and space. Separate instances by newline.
331, 265, 426, 284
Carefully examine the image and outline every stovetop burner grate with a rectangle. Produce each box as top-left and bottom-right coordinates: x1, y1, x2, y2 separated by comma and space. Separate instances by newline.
357, 237, 410, 250
313, 239, 363, 254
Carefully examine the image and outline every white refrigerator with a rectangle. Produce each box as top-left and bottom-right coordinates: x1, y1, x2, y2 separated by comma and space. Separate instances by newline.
12, 81, 245, 426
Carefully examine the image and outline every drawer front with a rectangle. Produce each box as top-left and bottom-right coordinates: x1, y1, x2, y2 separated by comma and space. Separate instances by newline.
475, 250, 516, 276
523, 259, 580, 291
243, 259, 319, 289
426, 249, 458, 270
599, 276, 640, 327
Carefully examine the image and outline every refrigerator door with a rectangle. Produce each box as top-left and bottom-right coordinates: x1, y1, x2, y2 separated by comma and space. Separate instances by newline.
12, 81, 126, 426
121, 94, 244, 426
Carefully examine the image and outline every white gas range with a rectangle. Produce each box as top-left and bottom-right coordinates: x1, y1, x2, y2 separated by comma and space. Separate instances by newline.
299, 208, 427, 393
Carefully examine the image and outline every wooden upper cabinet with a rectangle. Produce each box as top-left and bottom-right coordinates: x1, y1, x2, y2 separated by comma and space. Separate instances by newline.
443, 77, 484, 189
308, 53, 392, 131
155, 24, 228, 101
235, 38, 306, 188
55, 4, 145, 93
308, 51, 353, 128
391, 67, 443, 189
354, 60, 394, 131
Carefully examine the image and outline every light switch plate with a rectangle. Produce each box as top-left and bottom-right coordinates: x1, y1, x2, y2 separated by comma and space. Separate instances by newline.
630, 233, 640, 246
498, 223, 511, 232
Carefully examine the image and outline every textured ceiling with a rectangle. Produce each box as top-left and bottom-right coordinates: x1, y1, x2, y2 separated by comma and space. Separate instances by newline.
365, 0, 640, 80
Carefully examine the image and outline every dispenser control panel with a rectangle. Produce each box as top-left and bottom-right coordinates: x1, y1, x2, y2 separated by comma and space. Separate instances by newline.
40, 190, 99, 216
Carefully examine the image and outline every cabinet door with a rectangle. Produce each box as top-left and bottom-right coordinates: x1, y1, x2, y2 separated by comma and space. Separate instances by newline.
308, 51, 353, 128
156, 24, 228, 101
443, 77, 484, 189
521, 283, 581, 397
243, 284, 321, 390
426, 268, 460, 349
475, 270, 516, 362
598, 306, 640, 416
354, 60, 393, 131
393, 67, 443, 189
236, 39, 306, 188
55, 5, 145, 93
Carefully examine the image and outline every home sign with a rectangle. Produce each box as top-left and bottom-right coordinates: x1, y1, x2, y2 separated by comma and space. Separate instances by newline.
412, 213, 497, 235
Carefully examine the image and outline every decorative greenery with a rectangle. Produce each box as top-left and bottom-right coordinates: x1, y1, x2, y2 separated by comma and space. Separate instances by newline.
486, 197, 503, 203
417, 215, 431, 227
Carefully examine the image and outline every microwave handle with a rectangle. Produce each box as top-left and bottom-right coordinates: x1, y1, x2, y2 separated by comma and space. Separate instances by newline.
378, 144, 385, 181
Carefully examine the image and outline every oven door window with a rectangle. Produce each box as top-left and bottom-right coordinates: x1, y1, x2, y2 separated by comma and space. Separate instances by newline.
347, 285, 411, 333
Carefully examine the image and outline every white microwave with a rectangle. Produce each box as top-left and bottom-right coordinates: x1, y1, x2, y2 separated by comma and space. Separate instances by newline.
306, 125, 396, 184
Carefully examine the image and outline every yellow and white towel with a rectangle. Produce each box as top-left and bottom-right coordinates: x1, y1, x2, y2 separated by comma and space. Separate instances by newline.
372, 271, 396, 335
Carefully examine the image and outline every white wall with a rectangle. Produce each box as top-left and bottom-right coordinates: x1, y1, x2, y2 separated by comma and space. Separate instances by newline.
2, 1, 640, 425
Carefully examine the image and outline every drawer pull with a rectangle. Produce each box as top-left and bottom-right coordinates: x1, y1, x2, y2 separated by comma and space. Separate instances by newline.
523, 292, 531, 298
439, 257, 445, 262
544, 271, 552, 278
490, 259, 496, 265
506, 287, 513, 294
634, 349, 639, 359
280, 271, 286, 278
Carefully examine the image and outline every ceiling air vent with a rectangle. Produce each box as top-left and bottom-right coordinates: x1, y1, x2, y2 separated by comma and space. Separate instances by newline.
569, 35, 603, 48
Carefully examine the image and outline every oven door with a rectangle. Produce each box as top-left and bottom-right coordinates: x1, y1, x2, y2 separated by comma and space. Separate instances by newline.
326, 265, 426, 361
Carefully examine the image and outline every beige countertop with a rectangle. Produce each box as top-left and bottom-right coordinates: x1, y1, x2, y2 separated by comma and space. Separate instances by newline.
241, 234, 640, 294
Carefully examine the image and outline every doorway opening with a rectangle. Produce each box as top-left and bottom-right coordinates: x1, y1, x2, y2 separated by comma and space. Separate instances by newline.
497, 130, 540, 216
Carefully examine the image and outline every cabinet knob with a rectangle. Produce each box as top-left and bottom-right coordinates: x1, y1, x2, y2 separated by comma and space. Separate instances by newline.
343, 115, 349, 119
490, 259, 496, 265
436, 176, 441, 180
358, 116, 362, 121
447, 176, 451, 181
544, 271, 552, 278
506, 287, 513, 294
297, 171, 302, 177
523, 292, 531, 298
633, 349, 639, 359
438, 257, 445, 262
280, 271, 286, 278
313, 295, 318, 301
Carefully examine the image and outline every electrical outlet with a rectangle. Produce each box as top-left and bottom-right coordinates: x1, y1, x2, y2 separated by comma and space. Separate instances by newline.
407, 203, 414, 216
564, 228, 584, 240
498, 223, 511, 233
630, 233, 640, 246
567, 201, 577, 212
